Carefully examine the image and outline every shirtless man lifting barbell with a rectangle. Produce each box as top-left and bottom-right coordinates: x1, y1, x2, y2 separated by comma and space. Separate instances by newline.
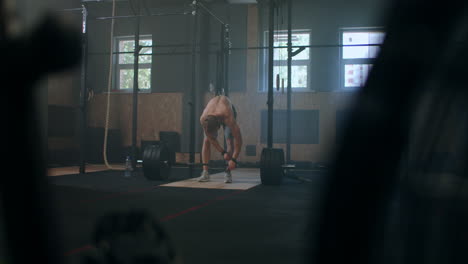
198, 95, 243, 183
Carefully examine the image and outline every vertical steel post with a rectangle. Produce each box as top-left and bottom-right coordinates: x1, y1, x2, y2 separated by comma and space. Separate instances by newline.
189, 3, 199, 177
222, 24, 230, 152
224, 24, 230, 97
267, 0, 275, 148
216, 51, 221, 95
79, 5, 88, 174
219, 23, 225, 95
286, 0, 292, 163
131, 4, 141, 169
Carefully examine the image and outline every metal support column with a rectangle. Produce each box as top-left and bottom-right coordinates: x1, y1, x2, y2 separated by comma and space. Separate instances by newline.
223, 24, 231, 96
219, 23, 225, 95
189, 4, 199, 178
79, 5, 88, 174
224, 24, 230, 97
131, 4, 141, 169
286, 0, 292, 163
267, 0, 275, 148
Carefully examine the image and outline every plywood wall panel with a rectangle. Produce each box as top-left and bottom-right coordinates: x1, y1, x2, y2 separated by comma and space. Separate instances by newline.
87, 93, 183, 147
48, 70, 80, 106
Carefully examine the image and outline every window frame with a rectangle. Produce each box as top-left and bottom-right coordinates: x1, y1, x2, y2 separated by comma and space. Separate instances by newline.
260, 29, 312, 93
113, 35, 153, 93
339, 27, 385, 92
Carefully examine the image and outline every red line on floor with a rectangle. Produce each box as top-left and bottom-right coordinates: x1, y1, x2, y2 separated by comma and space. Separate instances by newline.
161, 190, 244, 222
78, 185, 160, 204
64, 244, 94, 256
64, 189, 244, 257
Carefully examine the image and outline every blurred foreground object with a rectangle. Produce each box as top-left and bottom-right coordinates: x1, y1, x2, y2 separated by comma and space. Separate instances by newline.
1, 9, 81, 264
84, 210, 180, 264
311, 0, 468, 264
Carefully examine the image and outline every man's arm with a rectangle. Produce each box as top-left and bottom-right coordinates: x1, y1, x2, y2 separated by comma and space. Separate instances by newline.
224, 115, 242, 159
224, 121, 242, 171
230, 123, 243, 159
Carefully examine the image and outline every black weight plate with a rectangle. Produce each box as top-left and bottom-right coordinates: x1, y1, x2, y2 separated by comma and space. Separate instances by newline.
260, 148, 284, 185
142, 144, 172, 181
157, 144, 171, 180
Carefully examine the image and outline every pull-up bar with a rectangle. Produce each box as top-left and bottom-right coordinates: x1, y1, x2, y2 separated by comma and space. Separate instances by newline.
228, 43, 383, 50
61, 7, 85, 12
89, 0, 228, 26
94, 11, 192, 20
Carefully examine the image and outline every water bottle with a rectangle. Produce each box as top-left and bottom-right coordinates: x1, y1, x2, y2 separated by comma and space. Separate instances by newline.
124, 156, 132, 177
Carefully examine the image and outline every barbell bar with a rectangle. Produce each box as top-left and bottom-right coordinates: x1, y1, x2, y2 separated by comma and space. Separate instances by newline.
141, 144, 309, 184
140, 144, 228, 181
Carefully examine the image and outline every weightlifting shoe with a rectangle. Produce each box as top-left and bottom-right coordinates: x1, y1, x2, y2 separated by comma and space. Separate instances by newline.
198, 170, 210, 182
224, 170, 232, 183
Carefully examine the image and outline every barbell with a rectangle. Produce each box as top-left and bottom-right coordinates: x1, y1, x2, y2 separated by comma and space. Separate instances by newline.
141, 144, 228, 181
141, 144, 301, 185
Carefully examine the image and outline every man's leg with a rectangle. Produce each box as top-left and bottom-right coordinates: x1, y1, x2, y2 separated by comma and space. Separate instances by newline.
224, 104, 237, 183
224, 130, 234, 183
198, 137, 211, 182
202, 136, 211, 171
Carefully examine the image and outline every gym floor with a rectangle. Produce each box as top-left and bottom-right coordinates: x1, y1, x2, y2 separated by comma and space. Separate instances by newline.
46, 166, 326, 264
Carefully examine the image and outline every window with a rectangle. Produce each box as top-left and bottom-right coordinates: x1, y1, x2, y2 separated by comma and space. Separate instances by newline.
115, 35, 152, 91
262, 30, 311, 91
340, 29, 385, 90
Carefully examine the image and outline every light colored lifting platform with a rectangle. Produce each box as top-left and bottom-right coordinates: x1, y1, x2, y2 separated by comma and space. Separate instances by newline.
47, 164, 125, 177
48, 166, 261, 191
160, 168, 261, 190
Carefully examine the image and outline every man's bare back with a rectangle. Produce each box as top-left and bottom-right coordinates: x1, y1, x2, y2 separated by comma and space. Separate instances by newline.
200, 95, 235, 126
